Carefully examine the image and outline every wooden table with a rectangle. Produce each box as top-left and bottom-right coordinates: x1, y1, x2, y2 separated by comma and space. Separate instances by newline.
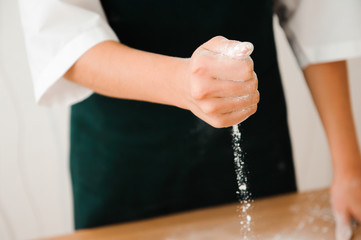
40, 189, 360, 240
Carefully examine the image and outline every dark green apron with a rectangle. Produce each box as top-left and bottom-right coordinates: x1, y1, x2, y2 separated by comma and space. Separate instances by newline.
70, 0, 297, 229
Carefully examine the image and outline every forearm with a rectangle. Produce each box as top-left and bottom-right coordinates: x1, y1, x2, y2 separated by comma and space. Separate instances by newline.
65, 40, 188, 109
63, 37, 259, 128
303, 61, 361, 180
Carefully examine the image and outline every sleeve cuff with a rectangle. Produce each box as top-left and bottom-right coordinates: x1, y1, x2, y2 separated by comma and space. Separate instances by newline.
34, 22, 118, 106
277, 0, 361, 69
289, 37, 361, 69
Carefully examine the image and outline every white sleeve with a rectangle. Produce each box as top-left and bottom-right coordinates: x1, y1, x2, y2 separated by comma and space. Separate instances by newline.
274, 0, 361, 68
18, 0, 119, 106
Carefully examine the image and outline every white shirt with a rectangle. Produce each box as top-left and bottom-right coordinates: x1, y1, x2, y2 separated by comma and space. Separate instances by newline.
18, 0, 361, 106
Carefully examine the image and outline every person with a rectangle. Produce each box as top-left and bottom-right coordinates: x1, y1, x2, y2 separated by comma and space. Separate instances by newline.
18, 0, 361, 238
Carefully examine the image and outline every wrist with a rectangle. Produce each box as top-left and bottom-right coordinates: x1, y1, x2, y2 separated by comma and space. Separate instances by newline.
166, 57, 191, 110
333, 156, 361, 183
331, 140, 361, 179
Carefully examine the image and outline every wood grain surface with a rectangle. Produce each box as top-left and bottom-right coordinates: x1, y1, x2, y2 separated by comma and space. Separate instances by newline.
38, 188, 360, 240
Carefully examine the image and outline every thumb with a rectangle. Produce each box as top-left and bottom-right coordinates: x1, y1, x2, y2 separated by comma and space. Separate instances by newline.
334, 211, 353, 240
201, 36, 254, 58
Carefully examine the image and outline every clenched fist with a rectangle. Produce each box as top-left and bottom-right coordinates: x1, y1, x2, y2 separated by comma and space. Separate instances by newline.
65, 36, 258, 128
182, 36, 259, 128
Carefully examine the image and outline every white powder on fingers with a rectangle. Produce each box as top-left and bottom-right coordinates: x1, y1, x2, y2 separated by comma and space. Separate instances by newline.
334, 212, 353, 240
223, 42, 254, 58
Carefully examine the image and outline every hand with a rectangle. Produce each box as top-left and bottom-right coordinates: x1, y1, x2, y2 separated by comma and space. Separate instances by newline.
65, 36, 259, 125
182, 36, 259, 128
331, 166, 361, 240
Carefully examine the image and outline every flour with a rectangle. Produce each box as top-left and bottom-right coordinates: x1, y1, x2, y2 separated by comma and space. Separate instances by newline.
232, 125, 247, 194
222, 42, 254, 202
283, 192, 357, 240
222, 42, 254, 58
223, 41, 254, 240
232, 124, 253, 240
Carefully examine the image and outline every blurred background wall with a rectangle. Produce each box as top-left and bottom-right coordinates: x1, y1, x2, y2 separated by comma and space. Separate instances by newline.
0, 1, 72, 239
0, 0, 360, 239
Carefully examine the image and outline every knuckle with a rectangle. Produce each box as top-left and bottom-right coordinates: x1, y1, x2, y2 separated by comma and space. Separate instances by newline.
190, 85, 208, 100
243, 104, 256, 114
248, 105, 258, 115
247, 57, 254, 69
240, 58, 254, 79
251, 104, 258, 113
255, 91, 260, 103
211, 118, 227, 128
245, 68, 254, 80
245, 79, 258, 93
254, 72, 258, 84
191, 55, 209, 77
252, 78, 258, 91
192, 65, 207, 77
239, 105, 257, 123
212, 35, 227, 43
201, 103, 218, 115
205, 114, 229, 128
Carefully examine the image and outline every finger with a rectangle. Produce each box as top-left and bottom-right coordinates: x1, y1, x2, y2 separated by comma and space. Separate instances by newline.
192, 102, 257, 128
350, 204, 361, 224
212, 72, 258, 98
334, 211, 353, 240
223, 92, 260, 114
349, 180, 361, 223
216, 104, 258, 127
198, 91, 260, 115
192, 51, 255, 82
190, 71, 257, 100
201, 36, 254, 57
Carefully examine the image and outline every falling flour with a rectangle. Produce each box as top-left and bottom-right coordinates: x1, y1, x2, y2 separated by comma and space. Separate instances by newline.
221, 41, 255, 239
232, 125, 250, 200
232, 124, 253, 239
